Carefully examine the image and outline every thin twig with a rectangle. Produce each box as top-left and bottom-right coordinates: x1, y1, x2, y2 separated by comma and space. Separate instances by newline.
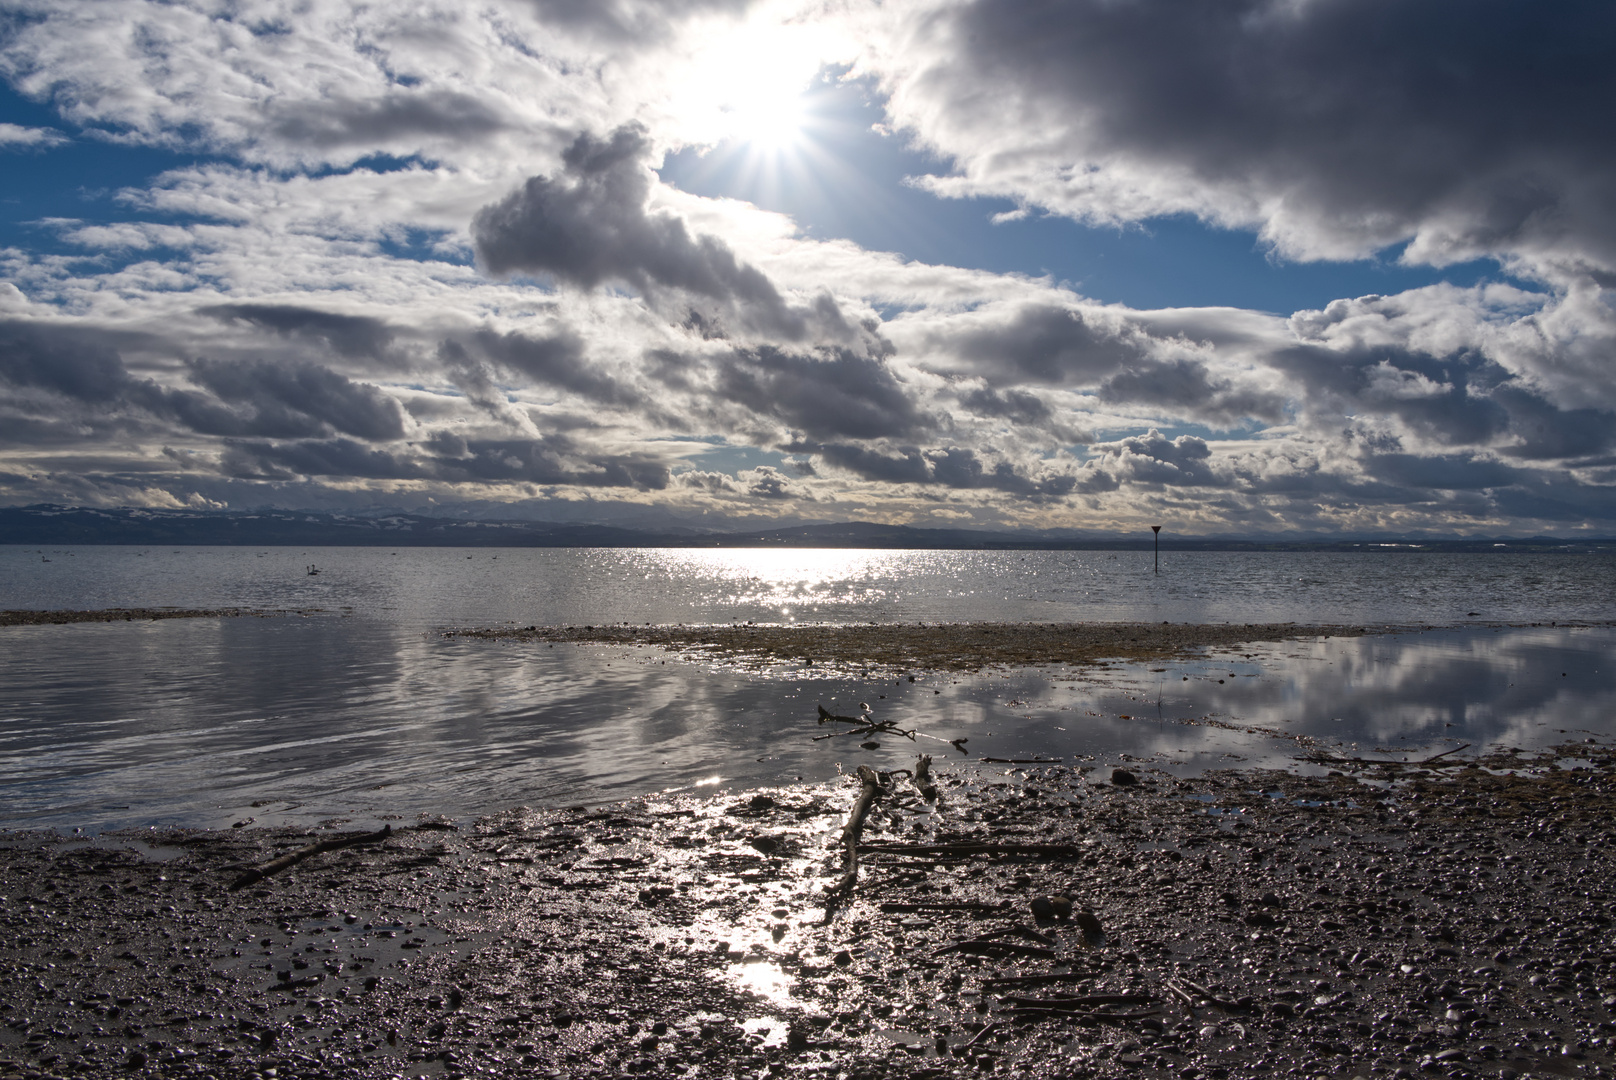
229, 825, 392, 891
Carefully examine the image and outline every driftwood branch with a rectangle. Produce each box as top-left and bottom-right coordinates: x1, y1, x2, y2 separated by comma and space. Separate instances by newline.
1316, 742, 1471, 768
935, 940, 1056, 959
980, 973, 1099, 987
857, 840, 1085, 859
1168, 978, 1246, 1011
823, 766, 884, 917
1007, 1008, 1163, 1023
229, 825, 392, 891
878, 900, 1004, 913
1001, 994, 1153, 1009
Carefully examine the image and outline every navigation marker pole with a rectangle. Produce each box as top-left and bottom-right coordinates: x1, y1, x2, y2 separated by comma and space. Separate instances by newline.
1152, 525, 1161, 574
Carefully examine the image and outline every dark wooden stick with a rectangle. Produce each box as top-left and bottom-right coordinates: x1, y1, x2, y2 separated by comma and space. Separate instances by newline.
229, 825, 392, 891
980, 973, 1100, 987
1170, 978, 1244, 1010
1007, 1008, 1163, 1023
823, 766, 884, 914
960, 1022, 1000, 1050
936, 940, 1056, 959
857, 841, 1085, 858
1001, 994, 1153, 1008
971, 924, 1056, 947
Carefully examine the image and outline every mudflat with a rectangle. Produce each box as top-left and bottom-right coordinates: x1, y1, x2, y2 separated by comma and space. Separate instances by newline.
445, 621, 1390, 674
4, 746, 1614, 1080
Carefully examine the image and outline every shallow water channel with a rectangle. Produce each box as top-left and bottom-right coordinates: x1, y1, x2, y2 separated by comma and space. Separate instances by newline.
3, 619, 1613, 833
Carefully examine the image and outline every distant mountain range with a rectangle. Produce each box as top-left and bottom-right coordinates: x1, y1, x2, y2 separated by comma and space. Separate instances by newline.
2, 504, 1612, 551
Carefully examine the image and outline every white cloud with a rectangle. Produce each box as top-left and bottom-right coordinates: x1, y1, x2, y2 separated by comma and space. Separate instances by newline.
1, 0, 1614, 533
0, 121, 68, 147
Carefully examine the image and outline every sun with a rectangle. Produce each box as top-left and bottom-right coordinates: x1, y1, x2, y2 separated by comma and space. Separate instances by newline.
671, 15, 831, 153
721, 83, 809, 152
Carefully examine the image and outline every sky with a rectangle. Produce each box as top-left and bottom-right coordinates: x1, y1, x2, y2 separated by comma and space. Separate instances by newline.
1, 0, 1614, 537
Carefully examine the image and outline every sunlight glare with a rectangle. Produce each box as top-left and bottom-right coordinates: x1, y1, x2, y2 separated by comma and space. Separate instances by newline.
675, 17, 831, 151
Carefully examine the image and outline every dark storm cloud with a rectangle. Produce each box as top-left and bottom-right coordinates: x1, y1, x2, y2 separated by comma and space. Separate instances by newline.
269, 91, 508, 150
921, 0, 1616, 270
958, 386, 1051, 425
0, 320, 136, 403
710, 345, 920, 441
473, 125, 853, 341
937, 303, 1146, 386
1098, 357, 1283, 425
182, 359, 407, 441
0, 318, 403, 443
798, 441, 1077, 499
201, 304, 395, 360
1270, 341, 1519, 445
463, 327, 635, 405
1363, 453, 1522, 491
220, 438, 426, 481
448, 436, 670, 488
1490, 387, 1616, 461
220, 433, 670, 489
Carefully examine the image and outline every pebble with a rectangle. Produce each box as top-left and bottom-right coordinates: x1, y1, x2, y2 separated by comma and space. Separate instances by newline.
1111, 768, 1139, 786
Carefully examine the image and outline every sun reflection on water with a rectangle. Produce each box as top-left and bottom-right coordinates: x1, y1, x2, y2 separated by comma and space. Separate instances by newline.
621, 548, 943, 617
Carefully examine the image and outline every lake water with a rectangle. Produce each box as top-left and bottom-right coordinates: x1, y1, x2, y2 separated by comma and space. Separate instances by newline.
3, 545, 1614, 832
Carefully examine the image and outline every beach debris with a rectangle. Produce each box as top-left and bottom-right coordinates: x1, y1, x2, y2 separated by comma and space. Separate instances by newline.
912, 753, 938, 801
1110, 767, 1139, 786
812, 702, 917, 743
822, 765, 885, 917
1030, 894, 1074, 920
228, 824, 392, 891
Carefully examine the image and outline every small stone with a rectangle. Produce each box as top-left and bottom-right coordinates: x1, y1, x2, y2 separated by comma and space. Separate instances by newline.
1030, 896, 1055, 919
1050, 896, 1072, 919
1074, 910, 1103, 935
1111, 769, 1139, 786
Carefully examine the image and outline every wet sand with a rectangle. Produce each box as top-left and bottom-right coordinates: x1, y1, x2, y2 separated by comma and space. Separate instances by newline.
445, 621, 1391, 674
4, 746, 1614, 1080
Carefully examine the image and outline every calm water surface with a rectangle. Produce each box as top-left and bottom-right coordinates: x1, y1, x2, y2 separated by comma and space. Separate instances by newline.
2, 546, 1613, 831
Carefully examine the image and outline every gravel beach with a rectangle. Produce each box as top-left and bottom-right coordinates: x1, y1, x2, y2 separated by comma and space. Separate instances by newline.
5, 744, 1614, 1080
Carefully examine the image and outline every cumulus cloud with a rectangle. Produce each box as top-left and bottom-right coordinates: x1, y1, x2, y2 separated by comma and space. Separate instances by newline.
865, 0, 1616, 279
2, 0, 1615, 532
474, 124, 870, 346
